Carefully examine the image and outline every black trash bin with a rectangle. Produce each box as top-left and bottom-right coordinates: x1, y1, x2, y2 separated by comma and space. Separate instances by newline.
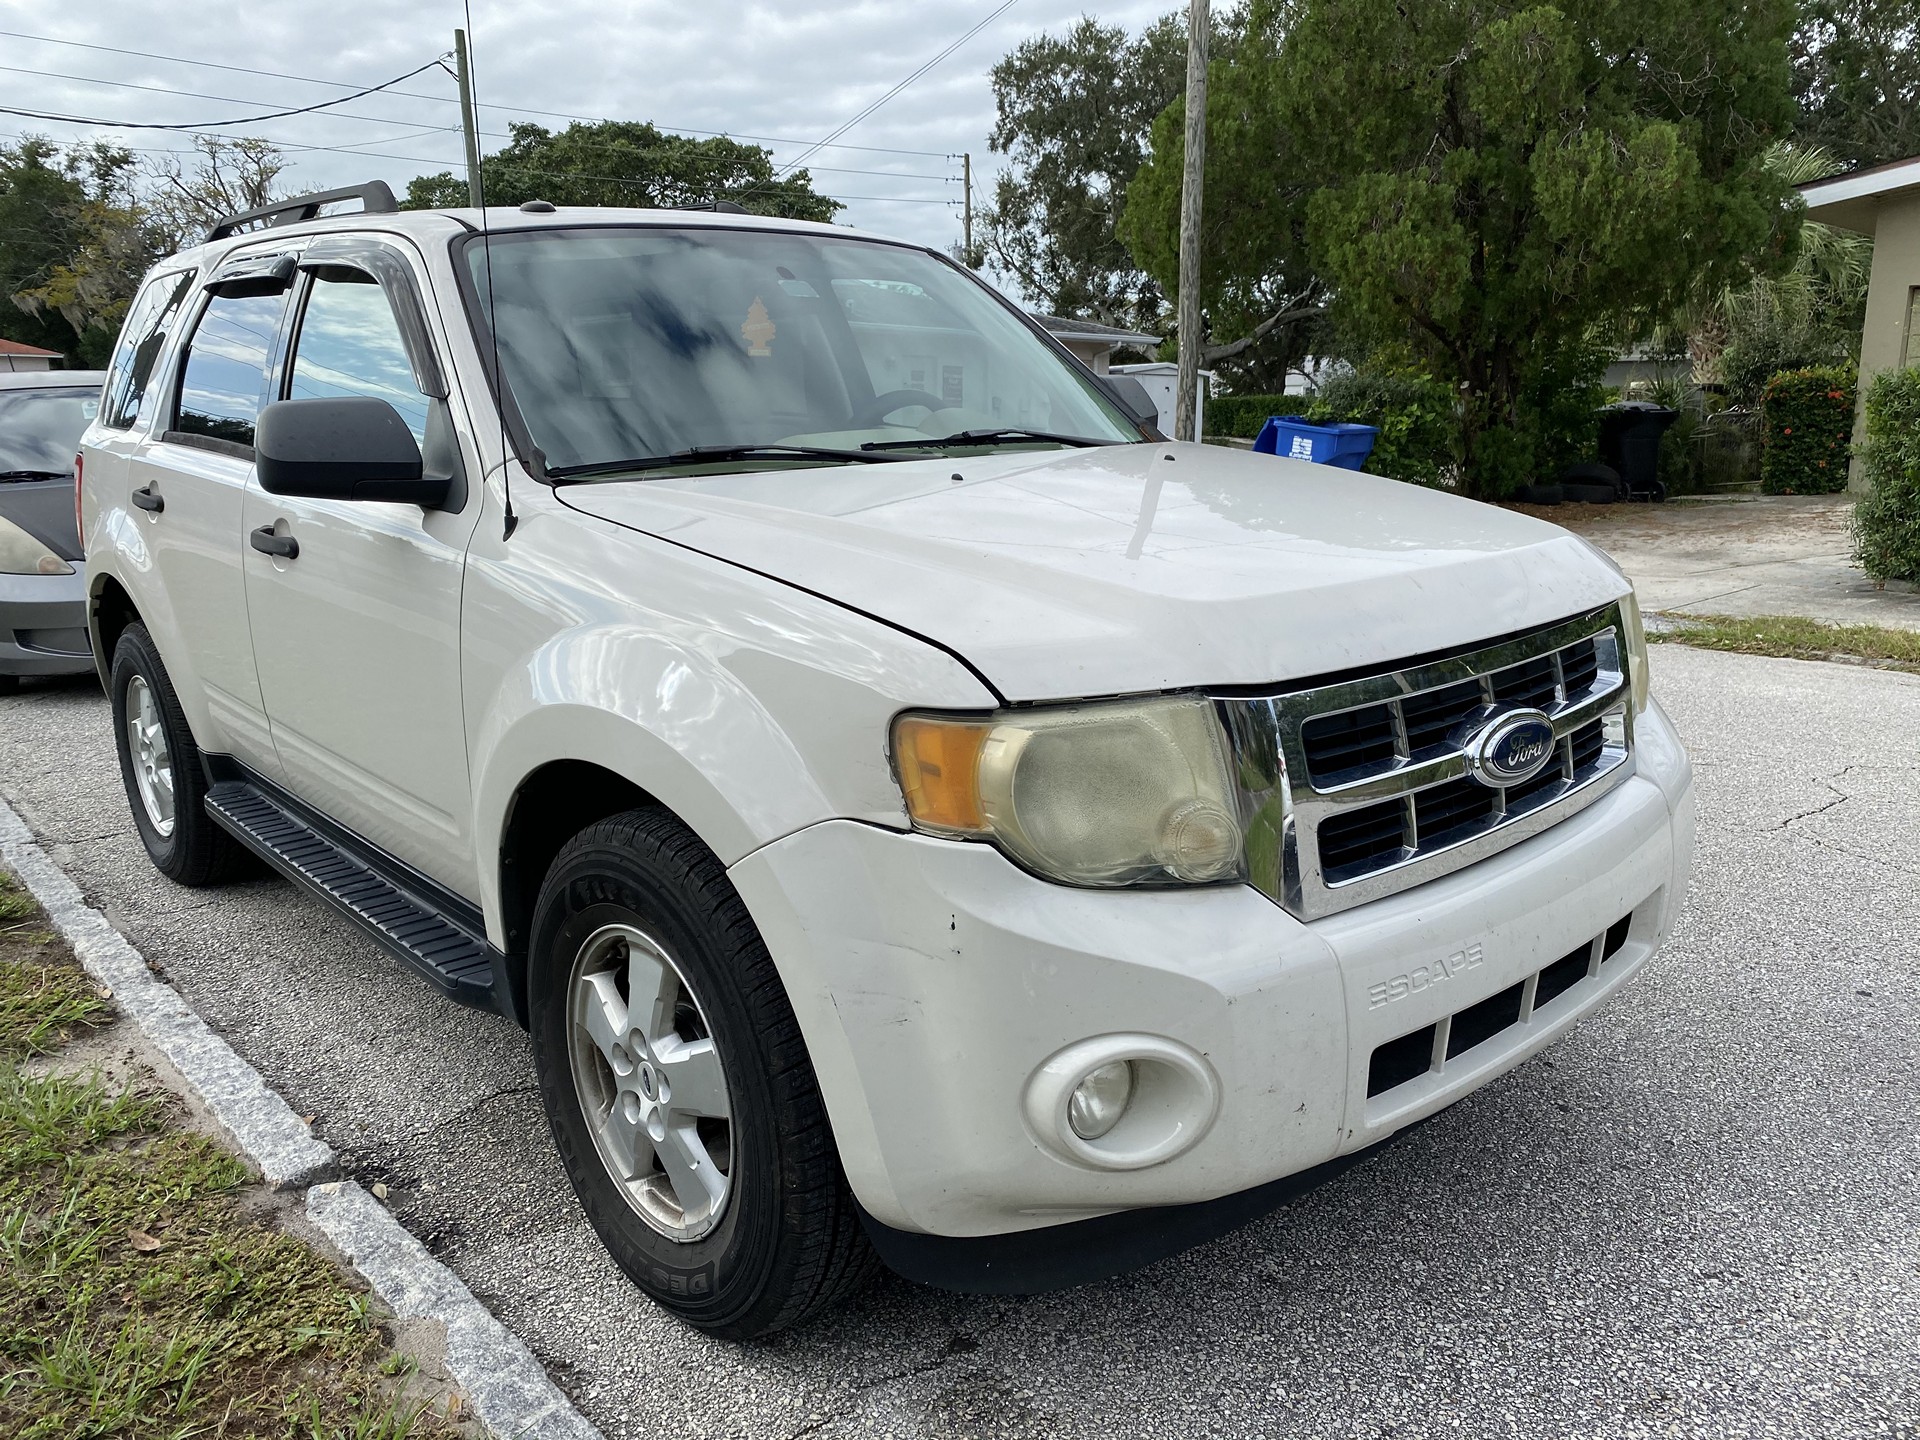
1597, 400, 1679, 501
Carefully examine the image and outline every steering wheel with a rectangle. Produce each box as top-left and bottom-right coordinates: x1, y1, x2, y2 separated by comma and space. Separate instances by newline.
851, 389, 960, 428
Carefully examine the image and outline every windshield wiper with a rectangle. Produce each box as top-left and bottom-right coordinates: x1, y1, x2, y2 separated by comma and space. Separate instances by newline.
861, 428, 1115, 453
0, 469, 70, 482
549, 444, 908, 481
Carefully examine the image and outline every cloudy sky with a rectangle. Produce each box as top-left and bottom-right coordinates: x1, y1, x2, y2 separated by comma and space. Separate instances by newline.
1, 0, 1168, 268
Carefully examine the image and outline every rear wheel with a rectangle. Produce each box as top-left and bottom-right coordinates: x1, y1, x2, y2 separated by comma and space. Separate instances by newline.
527, 808, 875, 1338
109, 624, 249, 886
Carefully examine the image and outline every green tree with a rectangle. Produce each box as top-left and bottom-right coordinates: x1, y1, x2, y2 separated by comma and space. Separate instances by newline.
405, 121, 840, 222
983, 15, 1187, 329
1269, 0, 1799, 497
145, 135, 286, 252
1119, 3, 1331, 394
1793, 0, 1920, 170
2, 137, 153, 367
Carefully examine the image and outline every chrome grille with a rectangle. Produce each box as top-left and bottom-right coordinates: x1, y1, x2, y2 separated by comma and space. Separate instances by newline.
1218, 604, 1635, 920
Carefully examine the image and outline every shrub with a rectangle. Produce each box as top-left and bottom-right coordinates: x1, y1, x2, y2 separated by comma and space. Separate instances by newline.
1759, 366, 1855, 494
1207, 392, 1313, 439
1852, 367, 1920, 584
1306, 371, 1460, 487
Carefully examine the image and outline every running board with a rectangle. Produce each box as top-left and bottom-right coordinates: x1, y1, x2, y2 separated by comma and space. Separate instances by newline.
205, 780, 500, 1011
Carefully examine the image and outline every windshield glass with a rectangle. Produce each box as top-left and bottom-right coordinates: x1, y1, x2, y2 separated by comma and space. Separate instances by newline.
465, 227, 1138, 475
0, 387, 98, 476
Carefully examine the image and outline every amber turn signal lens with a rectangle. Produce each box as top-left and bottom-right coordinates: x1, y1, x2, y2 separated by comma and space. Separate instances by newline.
892, 715, 991, 834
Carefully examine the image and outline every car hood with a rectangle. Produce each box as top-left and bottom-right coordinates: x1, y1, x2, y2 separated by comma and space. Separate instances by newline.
0, 475, 80, 560
556, 442, 1626, 702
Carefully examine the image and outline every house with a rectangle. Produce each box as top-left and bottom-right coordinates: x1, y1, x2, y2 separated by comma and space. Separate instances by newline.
1031, 314, 1160, 374
1800, 154, 1920, 486
0, 339, 63, 373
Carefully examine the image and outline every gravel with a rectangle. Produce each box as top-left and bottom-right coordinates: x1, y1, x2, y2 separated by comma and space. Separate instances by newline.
1, 642, 1914, 1440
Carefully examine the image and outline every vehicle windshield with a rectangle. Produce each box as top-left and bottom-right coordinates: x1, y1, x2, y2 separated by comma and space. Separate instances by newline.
465, 227, 1140, 476
0, 387, 98, 477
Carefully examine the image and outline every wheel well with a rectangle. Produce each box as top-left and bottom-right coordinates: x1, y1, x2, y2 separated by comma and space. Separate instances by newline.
497, 760, 652, 1021
90, 576, 139, 675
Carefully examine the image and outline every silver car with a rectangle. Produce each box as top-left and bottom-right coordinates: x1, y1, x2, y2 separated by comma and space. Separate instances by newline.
0, 369, 103, 691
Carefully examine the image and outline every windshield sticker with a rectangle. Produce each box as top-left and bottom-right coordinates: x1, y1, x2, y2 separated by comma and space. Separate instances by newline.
777, 278, 819, 299
742, 298, 776, 357
82, 399, 99, 418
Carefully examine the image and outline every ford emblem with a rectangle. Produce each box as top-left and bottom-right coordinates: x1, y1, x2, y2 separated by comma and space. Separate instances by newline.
1462, 708, 1558, 788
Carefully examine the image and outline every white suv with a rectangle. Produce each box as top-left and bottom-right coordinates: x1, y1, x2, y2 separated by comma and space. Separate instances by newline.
80, 183, 1695, 1338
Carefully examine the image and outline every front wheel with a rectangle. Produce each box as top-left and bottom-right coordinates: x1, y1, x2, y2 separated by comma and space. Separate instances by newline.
527, 808, 875, 1338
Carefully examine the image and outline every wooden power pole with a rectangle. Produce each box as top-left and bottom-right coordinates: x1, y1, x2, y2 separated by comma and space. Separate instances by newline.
454, 29, 485, 210
962, 152, 973, 263
1174, 0, 1209, 441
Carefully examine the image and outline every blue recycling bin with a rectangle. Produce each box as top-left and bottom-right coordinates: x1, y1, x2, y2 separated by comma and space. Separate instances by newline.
1253, 417, 1380, 470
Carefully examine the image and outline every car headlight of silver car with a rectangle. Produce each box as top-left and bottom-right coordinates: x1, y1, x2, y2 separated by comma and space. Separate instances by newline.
892, 695, 1245, 886
0, 514, 73, 576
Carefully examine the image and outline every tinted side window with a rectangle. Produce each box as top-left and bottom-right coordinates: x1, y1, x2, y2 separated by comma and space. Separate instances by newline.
174, 290, 289, 450
287, 274, 431, 445
101, 270, 195, 430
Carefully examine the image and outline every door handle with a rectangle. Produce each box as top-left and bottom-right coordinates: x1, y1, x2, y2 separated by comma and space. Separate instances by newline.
131, 485, 164, 513
249, 525, 299, 560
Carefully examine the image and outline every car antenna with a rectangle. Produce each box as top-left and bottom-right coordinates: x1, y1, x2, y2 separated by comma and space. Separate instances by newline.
457, 9, 521, 539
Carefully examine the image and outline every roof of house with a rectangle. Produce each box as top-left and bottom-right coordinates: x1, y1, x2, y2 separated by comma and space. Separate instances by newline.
1799, 153, 1920, 234
0, 339, 63, 358
1032, 313, 1162, 348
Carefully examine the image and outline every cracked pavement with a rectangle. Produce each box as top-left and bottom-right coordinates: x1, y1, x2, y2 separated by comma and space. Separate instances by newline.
1, 643, 1915, 1439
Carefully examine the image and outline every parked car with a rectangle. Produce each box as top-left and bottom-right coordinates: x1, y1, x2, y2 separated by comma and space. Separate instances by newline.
1, 369, 104, 691
80, 184, 1695, 1339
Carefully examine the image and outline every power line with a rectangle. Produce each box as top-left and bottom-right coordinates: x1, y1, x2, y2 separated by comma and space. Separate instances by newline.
0, 63, 458, 136
0, 56, 452, 130
0, 28, 956, 160
776, 0, 1021, 178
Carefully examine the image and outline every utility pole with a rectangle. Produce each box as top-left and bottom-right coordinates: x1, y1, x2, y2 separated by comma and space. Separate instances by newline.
1174, 0, 1209, 441
962, 152, 973, 264
454, 29, 485, 210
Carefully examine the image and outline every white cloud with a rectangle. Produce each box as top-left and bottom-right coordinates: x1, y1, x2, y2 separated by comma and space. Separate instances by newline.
0, 0, 1170, 255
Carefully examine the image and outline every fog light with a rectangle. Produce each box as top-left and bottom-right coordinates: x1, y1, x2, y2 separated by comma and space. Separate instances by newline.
1068, 1060, 1134, 1140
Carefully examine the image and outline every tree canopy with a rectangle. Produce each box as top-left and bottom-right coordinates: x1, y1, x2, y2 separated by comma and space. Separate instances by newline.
404, 121, 840, 221
1792, 0, 1920, 170
982, 16, 1187, 330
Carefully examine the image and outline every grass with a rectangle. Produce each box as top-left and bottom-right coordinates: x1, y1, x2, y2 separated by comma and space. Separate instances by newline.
0, 870, 467, 1439
1653, 613, 1920, 671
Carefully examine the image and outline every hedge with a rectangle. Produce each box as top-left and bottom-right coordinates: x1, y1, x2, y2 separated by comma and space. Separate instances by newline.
1206, 392, 1313, 439
1306, 371, 1459, 488
1852, 366, 1920, 584
1759, 366, 1855, 494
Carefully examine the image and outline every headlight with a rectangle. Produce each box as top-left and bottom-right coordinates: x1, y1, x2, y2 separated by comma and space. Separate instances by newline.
1619, 588, 1650, 713
0, 514, 72, 576
892, 695, 1245, 886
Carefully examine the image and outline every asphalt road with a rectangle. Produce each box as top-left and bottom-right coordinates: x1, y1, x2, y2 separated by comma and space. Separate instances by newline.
2, 644, 1915, 1440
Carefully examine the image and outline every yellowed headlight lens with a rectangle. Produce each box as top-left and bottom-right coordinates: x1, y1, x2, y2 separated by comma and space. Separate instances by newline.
1620, 589, 1650, 713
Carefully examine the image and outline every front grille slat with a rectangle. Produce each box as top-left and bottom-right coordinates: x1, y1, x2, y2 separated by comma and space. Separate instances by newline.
1232, 605, 1635, 919
1368, 910, 1634, 1101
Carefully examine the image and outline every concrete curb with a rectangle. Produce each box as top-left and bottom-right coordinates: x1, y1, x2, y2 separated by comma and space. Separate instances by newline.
0, 799, 333, 1187
0, 795, 608, 1440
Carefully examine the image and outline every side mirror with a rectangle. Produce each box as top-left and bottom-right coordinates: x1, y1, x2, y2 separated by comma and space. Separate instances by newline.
1103, 375, 1164, 435
255, 397, 449, 508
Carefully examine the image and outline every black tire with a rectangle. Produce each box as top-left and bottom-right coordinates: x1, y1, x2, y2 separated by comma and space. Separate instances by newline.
527, 808, 876, 1339
109, 624, 250, 886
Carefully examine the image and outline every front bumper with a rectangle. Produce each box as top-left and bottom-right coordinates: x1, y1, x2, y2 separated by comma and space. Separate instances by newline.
0, 569, 92, 677
729, 699, 1695, 1240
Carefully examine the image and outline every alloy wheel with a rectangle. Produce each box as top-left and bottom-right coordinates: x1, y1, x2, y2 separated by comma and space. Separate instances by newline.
565, 921, 734, 1242
125, 674, 176, 838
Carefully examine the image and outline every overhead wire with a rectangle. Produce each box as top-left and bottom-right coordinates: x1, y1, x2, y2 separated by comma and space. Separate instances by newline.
0, 28, 956, 160
0, 56, 452, 130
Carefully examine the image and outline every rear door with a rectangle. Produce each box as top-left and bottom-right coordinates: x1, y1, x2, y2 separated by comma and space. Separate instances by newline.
117, 254, 297, 771
240, 236, 484, 893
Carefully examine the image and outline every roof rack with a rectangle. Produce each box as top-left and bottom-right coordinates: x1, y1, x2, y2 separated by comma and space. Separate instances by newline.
205, 181, 400, 243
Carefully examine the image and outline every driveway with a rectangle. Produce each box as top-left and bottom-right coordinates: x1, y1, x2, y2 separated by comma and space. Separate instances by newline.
1, 646, 1915, 1440
1528, 493, 1920, 631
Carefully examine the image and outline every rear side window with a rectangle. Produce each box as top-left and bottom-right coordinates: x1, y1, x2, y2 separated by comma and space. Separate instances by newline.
100, 270, 195, 430
173, 290, 290, 451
